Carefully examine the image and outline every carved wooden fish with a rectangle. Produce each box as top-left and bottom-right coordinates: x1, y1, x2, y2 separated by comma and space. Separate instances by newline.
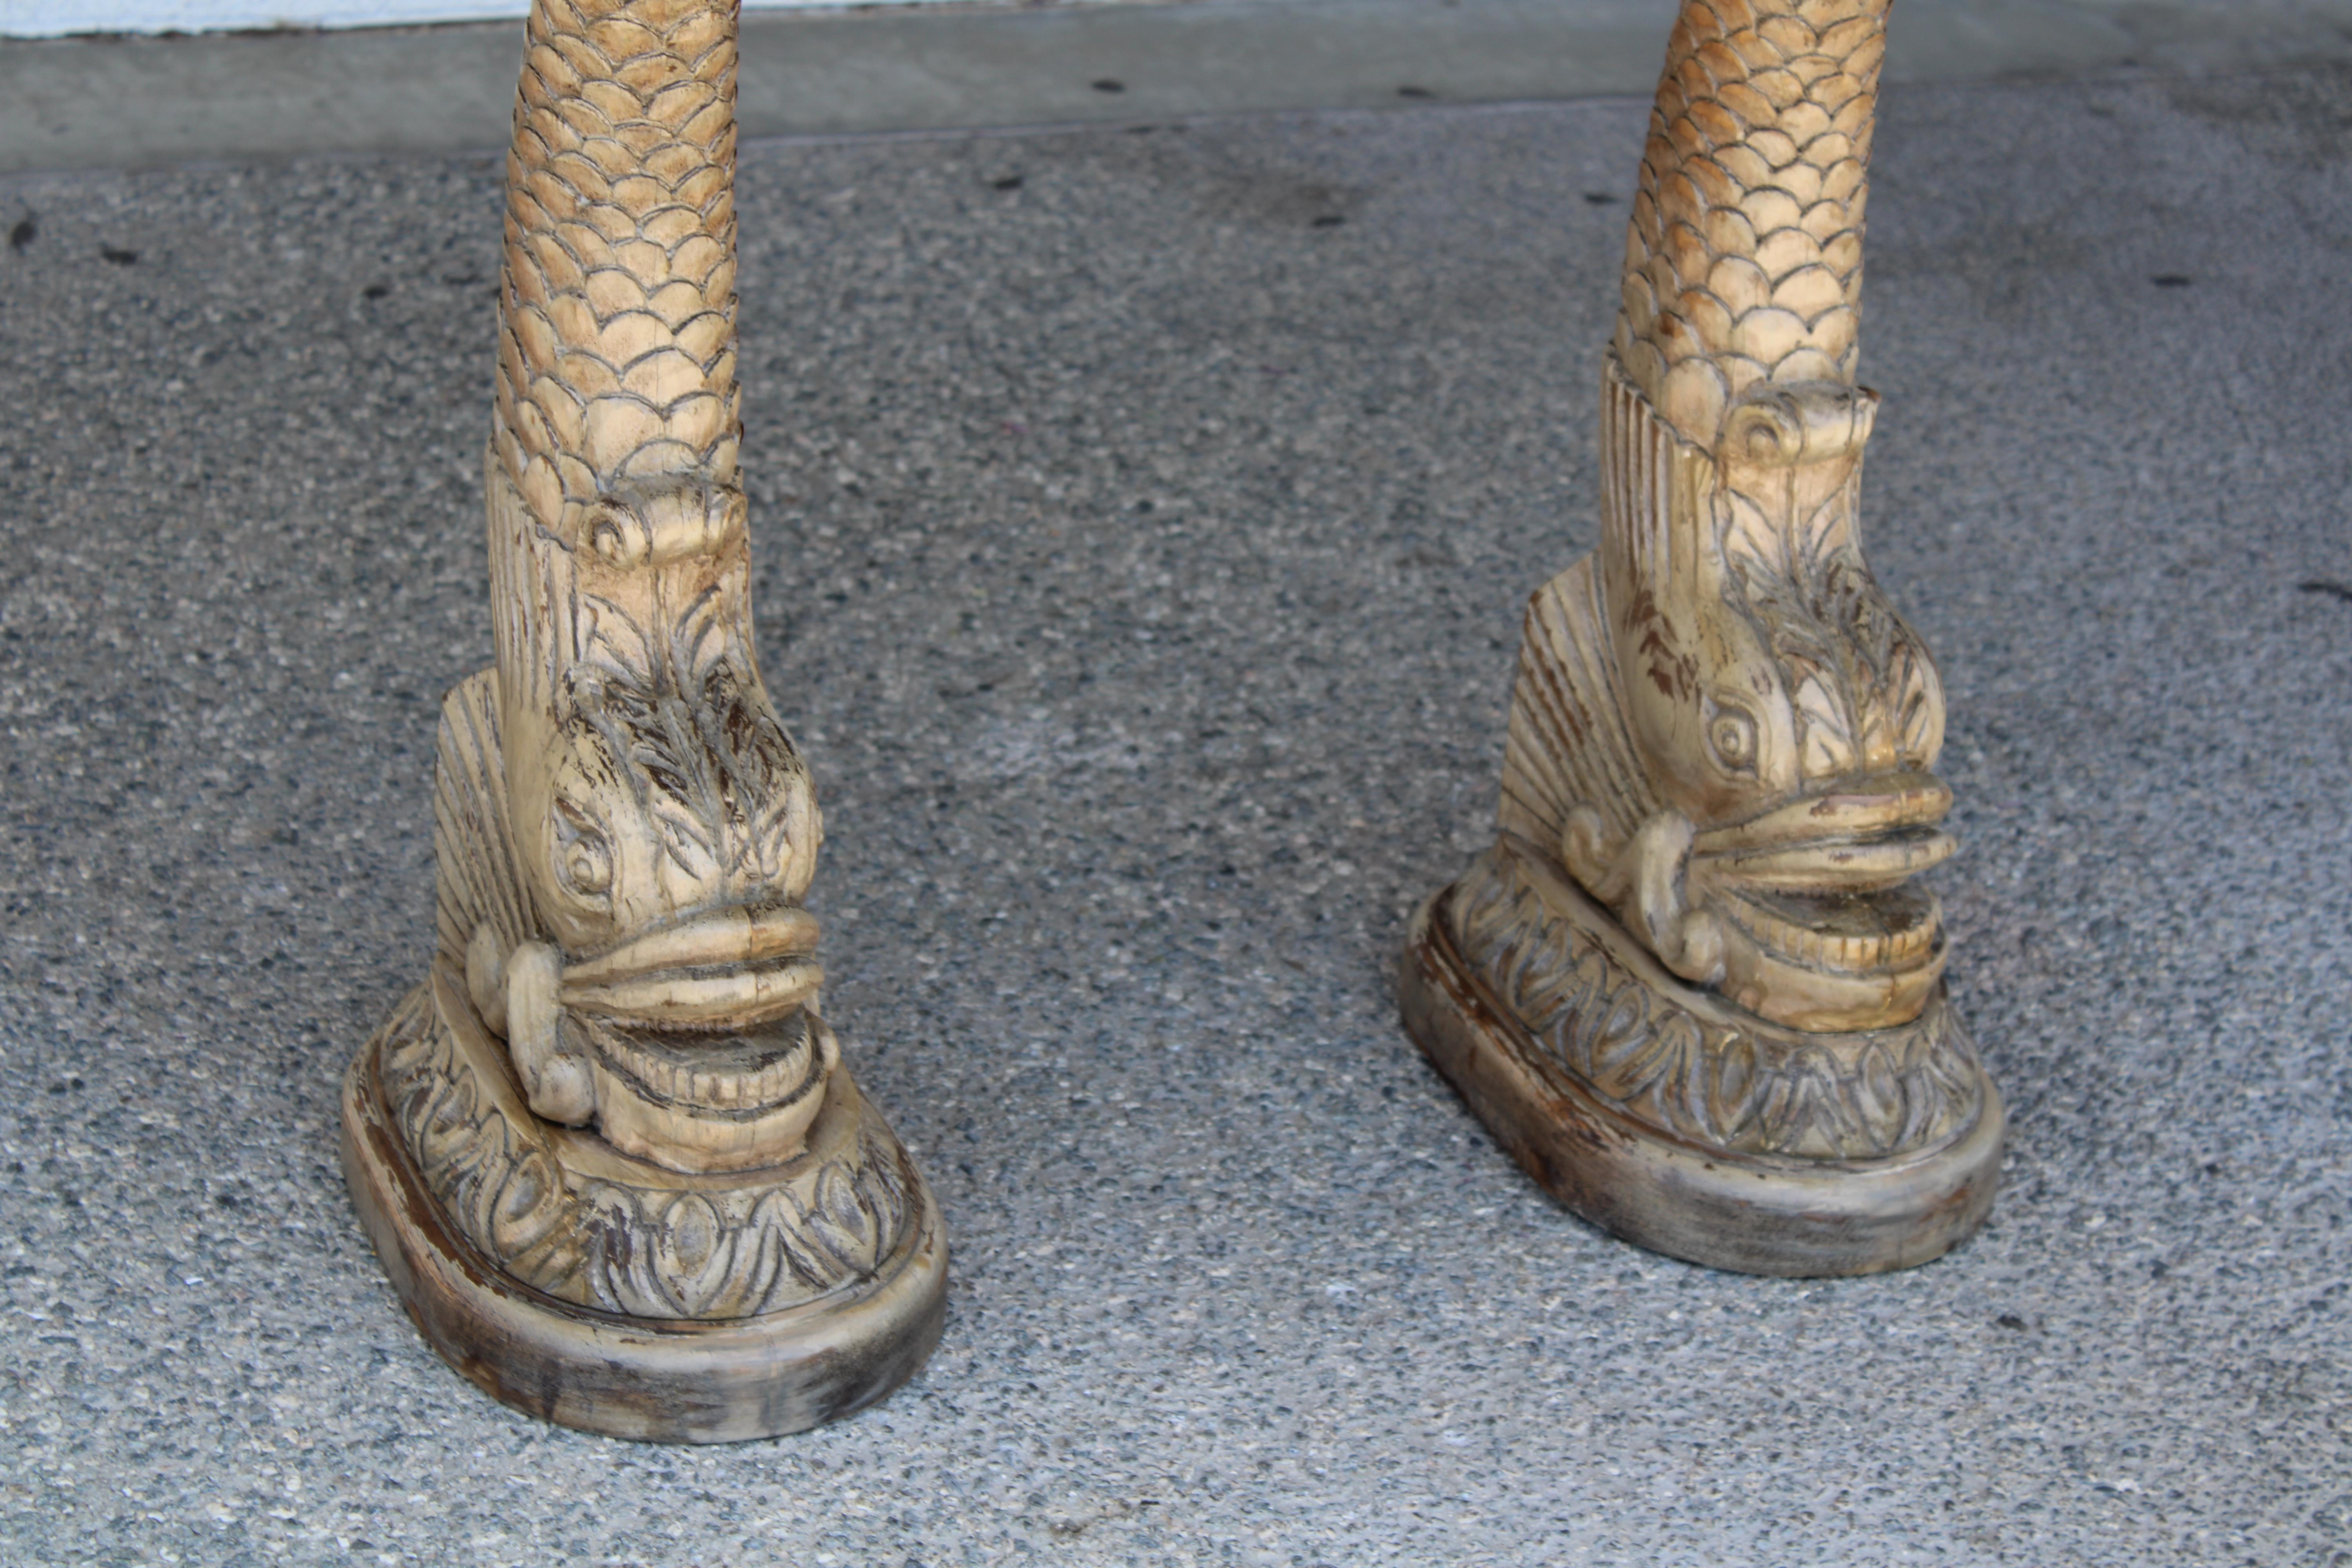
445, 0, 833, 1167
1502, 0, 1955, 1033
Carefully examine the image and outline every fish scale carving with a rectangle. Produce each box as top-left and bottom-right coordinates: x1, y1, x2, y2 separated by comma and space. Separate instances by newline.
494, 0, 742, 538
1611, 0, 1886, 445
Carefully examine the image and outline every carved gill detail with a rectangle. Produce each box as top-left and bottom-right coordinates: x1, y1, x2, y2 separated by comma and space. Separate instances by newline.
1612, 0, 1885, 444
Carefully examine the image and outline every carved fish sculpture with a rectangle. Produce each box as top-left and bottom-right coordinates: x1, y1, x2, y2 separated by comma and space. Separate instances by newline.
448, 0, 834, 1171
1504, 0, 1952, 1033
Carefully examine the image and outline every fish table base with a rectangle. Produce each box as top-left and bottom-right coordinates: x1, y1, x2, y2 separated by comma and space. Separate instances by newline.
1399, 0, 2005, 1275
337, 0, 947, 1439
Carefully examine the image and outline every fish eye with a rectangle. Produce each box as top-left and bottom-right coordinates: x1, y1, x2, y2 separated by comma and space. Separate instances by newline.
1706, 702, 1757, 774
552, 800, 613, 900
563, 840, 612, 895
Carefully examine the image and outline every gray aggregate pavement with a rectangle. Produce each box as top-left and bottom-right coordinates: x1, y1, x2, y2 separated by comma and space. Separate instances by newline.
2, 62, 2350, 1568
8, 0, 2352, 174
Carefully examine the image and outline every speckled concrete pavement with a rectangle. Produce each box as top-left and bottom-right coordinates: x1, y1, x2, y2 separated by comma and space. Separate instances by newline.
2, 64, 2349, 1568
9, 0, 2352, 175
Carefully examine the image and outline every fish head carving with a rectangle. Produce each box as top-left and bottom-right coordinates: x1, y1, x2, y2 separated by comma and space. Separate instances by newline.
1589, 377, 1958, 1029
1610, 408, 1816, 831
501, 655, 828, 1137
1615, 571, 1807, 832
1707, 383, 1944, 790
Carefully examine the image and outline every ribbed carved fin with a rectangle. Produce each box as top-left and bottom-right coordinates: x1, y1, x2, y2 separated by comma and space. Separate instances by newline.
432, 670, 537, 962
1497, 558, 1659, 853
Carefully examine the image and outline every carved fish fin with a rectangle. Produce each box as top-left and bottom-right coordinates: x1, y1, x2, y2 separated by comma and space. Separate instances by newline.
434, 669, 540, 966
1499, 556, 1660, 866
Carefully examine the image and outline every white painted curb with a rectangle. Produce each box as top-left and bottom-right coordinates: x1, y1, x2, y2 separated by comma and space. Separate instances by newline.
0, 0, 995, 38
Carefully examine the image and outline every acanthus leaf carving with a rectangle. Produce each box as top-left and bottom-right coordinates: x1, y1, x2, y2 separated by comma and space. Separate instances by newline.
372, 960, 927, 1322
1446, 838, 1987, 1163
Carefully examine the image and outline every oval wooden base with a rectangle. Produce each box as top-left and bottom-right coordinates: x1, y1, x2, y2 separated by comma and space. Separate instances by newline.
340, 1025, 948, 1443
1400, 884, 2003, 1278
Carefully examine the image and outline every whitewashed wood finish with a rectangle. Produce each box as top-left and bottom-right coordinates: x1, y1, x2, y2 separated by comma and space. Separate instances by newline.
339, 0, 946, 1439
1403, 0, 2002, 1276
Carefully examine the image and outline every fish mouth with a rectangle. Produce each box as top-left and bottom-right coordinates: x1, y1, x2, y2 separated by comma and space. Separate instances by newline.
570, 996, 840, 1175
560, 904, 823, 1029
1692, 772, 1952, 975
580, 1007, 829, 1117
1715, 882, 1942, 974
